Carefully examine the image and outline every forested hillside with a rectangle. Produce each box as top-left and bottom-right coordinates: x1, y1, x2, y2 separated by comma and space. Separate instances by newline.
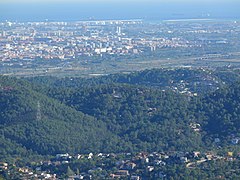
44, 84, 203, 152
28, 67, 240, 94
0, 67, 240, 163
196, 82, 240, 137
0, 76, 126, 161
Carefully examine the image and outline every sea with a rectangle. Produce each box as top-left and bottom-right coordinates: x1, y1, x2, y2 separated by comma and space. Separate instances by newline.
0, 2, 240, 22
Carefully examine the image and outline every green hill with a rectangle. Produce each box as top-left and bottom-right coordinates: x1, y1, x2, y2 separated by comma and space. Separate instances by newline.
0, 67, 240, 162
0, 76, 126, 161
28, 67, 239, 95
196, 82, 240, 137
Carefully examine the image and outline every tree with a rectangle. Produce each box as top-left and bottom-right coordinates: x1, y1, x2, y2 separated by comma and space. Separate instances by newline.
66, 166, 75, 177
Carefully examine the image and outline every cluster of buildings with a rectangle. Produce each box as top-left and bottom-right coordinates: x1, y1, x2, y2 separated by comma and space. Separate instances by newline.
153, 68, 222, 96
0, 162, 56, 179
0, 20, 193, 62
1, 149, 239, 179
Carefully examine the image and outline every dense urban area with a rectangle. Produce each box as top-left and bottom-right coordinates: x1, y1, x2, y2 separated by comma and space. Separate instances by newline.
1, 19, 240, 76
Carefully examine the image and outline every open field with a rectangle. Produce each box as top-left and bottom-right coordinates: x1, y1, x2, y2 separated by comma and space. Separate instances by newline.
1, 55, 240, 77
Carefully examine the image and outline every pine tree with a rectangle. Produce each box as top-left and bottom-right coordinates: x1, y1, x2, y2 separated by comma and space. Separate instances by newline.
67, 166, 74, 177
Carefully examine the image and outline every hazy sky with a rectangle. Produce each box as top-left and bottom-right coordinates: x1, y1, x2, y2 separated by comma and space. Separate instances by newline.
0, 0, 240, 21
1, 0, 240, 3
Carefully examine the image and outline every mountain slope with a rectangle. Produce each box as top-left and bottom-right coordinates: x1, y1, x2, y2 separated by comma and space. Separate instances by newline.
41, 83, 204, 152
27, 68, 233, 95
1, 67, 240, 162
26, 68, 240, 151
0, 76, 127, 161
197, 82, 240, 137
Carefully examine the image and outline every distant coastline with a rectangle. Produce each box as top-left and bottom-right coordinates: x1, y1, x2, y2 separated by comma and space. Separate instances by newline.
163, 18, 215, 22
146, 18, 240, 24
1, 18, 239, 24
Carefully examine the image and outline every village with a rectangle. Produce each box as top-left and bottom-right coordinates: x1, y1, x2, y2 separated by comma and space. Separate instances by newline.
1, 148, 240, 179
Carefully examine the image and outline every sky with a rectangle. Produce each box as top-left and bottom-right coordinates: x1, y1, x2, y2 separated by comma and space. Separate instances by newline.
1, 0, 240, 3
0, 0, 239, 2
0, 0, 240, 21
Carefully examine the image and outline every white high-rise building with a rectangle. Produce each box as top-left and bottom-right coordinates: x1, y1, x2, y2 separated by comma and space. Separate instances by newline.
116, 26, 121, 35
